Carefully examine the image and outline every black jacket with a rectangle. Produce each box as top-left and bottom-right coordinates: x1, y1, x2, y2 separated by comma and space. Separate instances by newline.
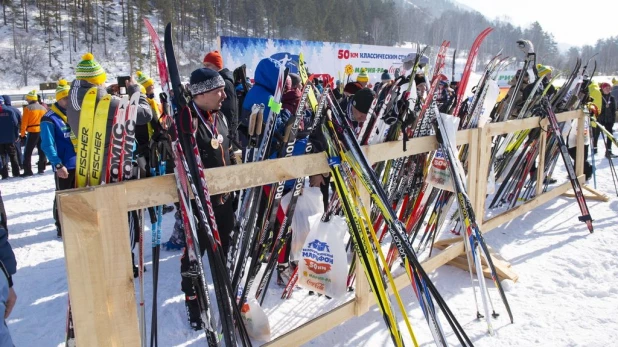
219, 68, 238, 143
194, 107, 232, 204
600, 93, 616, 125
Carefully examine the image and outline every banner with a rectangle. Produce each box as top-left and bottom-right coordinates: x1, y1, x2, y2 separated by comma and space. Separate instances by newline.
219, 36, 416, 84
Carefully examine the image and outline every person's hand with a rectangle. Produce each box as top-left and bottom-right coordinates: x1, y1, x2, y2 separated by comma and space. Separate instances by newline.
309, 174, 326, 187
5, 287, 16, 319
56, 166, 69, 179
128, 76, 138, 88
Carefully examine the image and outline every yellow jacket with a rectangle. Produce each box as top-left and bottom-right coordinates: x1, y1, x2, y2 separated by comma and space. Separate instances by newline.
21, 102, 47, 136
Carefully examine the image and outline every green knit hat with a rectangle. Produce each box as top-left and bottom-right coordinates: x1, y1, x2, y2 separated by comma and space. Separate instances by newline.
55, 79, 71, 100
75, 53, 107, 85
357, 68, 369, 83
136, 71, 154, 89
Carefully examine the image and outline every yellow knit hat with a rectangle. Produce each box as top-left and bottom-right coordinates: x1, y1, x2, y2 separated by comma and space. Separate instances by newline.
136, 70, 154, 89
55, 79, 71, 100
357, 68, 369, 83
537, 64, 552, 78
75, 53, 107, 85
612, 77, 618, 86
25, 90, 38, 102
138, 84, 146, 94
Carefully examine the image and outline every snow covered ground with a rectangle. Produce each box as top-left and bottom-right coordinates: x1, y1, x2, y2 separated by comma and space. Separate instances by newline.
3, 136, 618, 346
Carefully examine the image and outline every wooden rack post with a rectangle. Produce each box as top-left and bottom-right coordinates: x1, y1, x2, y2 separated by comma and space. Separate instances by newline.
58, 185, 140, 346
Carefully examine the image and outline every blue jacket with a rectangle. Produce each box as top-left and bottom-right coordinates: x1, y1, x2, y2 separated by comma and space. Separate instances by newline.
0, 225, 16, 287
40, 103, 77, 169
242, 58, 282, 121
0, 104, 20, 144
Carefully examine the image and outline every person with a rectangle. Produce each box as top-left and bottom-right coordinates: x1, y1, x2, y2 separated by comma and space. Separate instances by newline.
203, 50, 239, 146
594, 82, 617, 158
562, 104, 593, 181
339, 81, 363, 113
134, 72, 160, 170
67, 53, 153, 277
381, 70, 392, 85
0, 223, 16, 346
181, 67, 237, 330
357, 68, 369, 87
494, 69, 529, 120
66, 53, 153, 168
314, 78, 324, 93
135, 71, 175, 217
1, 96, 22, 170
0, 96, 21, 179
40, 79, 77, 238
333, 80, 343, 100
310, 88, 375, 209
611, 78, 618, 102
21, 90, 47, 176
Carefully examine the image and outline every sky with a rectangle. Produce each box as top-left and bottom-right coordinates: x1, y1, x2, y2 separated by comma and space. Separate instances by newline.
457, 0, 618, 47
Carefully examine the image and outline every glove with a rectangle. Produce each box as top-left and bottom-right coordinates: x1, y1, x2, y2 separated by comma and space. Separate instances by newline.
20, 136, 26, 145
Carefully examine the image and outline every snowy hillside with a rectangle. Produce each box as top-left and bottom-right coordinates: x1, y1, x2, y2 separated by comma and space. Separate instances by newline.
3, 129, 618, 346
0, 2, 207, 90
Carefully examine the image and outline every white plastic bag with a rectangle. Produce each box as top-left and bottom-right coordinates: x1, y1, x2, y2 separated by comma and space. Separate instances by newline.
240, 298, 271, 342
297, 215, 348, 298
280, 186, 324, 262
427, 113, 462, 192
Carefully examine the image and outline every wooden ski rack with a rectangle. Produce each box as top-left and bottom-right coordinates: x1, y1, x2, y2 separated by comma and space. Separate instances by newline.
57, 110, 591, 346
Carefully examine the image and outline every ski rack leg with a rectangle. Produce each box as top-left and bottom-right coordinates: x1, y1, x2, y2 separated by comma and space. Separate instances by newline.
536, 129, 547, 197
474, 125, 492, 227
58, 185, 140, 346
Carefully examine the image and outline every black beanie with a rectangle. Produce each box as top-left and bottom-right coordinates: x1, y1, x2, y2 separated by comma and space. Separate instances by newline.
352, 88, 375, 114
414, 73, 426, 86
189, 68, 225, 96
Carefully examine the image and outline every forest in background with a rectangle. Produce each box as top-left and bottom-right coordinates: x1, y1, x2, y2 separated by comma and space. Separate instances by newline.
1, 0, 617, 87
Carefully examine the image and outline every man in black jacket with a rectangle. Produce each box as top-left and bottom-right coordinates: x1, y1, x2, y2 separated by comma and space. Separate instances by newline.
180, 67, 236, 331
203, 51, 239, 147
597, 82, 617, 158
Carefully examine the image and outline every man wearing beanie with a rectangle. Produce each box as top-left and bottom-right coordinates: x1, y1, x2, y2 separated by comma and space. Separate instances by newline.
0, 96, 22, 179
203, 50, 239, 147
356, 68, 369, 87
180, 67, 236, 330
309, 88, 375, 210
21, 90, 47, 176
40, 79, 77, 238
67, 53, 153, 173
134, 70, 162, 162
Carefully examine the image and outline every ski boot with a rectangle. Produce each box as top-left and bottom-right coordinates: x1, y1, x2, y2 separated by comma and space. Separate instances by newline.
185, 295, 204, 331
131, 253, 146, 278
163, 239, 185, 251
164, 211, 187, 251
162, 204, 175, 215
276, 262, 294, 286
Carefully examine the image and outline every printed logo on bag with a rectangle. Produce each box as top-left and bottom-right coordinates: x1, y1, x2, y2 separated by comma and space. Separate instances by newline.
307, 239, 330, 252
307, 279, 325, 291
302, 238, 334, 275
304, 259, 332, 274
